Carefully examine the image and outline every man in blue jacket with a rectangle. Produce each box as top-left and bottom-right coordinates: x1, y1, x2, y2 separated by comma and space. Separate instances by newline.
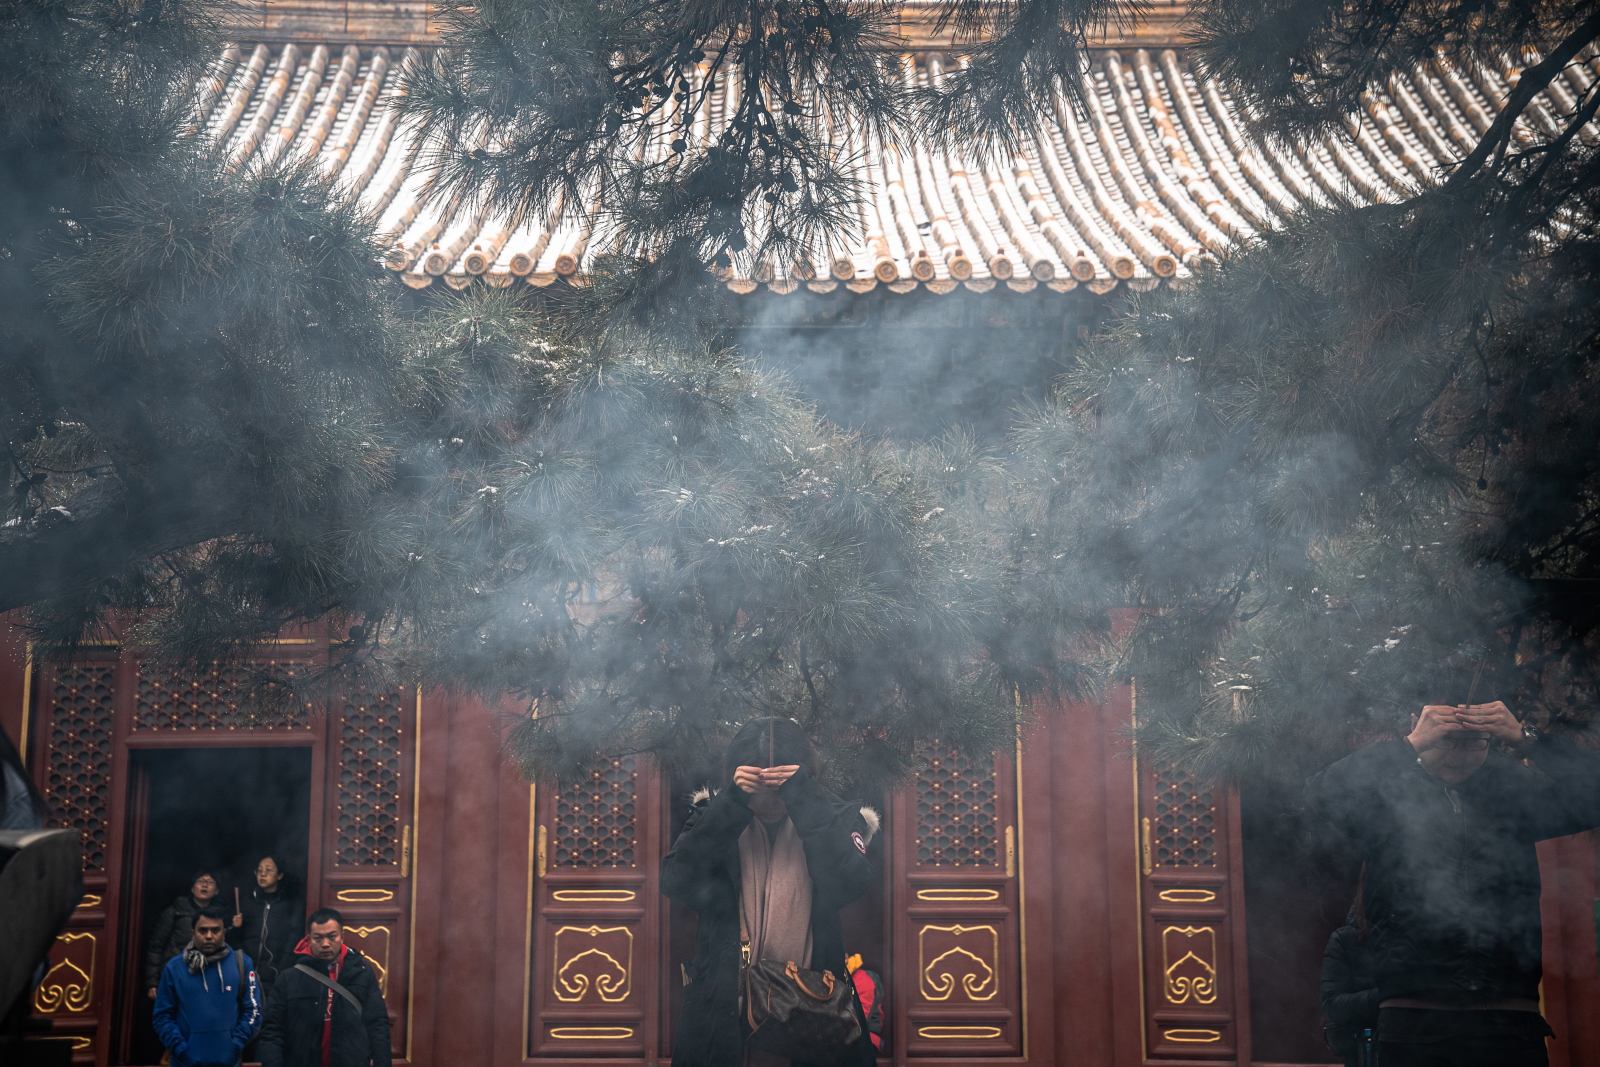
153, 905, 262, 1067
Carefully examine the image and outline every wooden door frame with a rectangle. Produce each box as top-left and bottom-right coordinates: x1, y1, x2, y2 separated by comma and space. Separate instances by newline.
111, 758, 150, 1064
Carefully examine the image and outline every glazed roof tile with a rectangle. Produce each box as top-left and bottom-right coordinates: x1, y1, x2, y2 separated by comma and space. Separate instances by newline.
195, 42, 1600, 297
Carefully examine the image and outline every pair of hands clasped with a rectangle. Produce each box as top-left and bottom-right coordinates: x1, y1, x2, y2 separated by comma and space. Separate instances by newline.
1408, 701, 1523, 752
733, 765, 799, 795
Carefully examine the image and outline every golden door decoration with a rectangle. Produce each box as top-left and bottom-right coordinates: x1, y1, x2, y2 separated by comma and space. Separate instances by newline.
527, 756, 663, 1058
30, 655, 120, 1063
320, 683, 419, 1061
1137, 758, 1239, 1059
33, 932, 97, 1013
889, 740, 1024, 1057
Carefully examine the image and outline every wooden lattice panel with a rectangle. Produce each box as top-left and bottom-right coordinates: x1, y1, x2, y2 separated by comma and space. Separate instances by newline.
335, 687, 405, 865
134, 661, 313, 730
553, 757, 637, 867
915, 741, 999, 866
43, 663, 116, 871
1152, 765, 1216, 867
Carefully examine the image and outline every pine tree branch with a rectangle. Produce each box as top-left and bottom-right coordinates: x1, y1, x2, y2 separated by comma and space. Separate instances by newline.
1508, 82, 1600, 218
0, 476, 246, 613
1444, 8, 1600, 190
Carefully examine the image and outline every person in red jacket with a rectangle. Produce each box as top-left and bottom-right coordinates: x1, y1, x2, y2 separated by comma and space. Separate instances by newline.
258, 909, 390, 1067
845, 954, 885, 1051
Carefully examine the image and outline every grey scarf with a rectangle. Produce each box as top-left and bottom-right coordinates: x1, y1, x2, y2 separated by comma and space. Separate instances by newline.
185, 943, 230, 975
739, 815, 813, 969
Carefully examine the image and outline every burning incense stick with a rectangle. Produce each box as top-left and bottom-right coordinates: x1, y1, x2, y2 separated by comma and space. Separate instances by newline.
1465, 654, 1488, 707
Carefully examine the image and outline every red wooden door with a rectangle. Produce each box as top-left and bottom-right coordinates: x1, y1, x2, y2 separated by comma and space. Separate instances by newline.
888, 739, 1025, 1059
318, 681, 421, 1063
1133, 755, 1245, 1060
526, 755, 665, 1061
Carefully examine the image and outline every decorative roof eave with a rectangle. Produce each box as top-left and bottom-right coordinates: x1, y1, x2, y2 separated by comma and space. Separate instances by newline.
221, 0, 1196, 50
191, 38, 1600, 298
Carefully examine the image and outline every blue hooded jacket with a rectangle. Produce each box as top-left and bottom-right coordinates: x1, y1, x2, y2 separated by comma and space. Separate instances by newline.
153, 949, 262, 1067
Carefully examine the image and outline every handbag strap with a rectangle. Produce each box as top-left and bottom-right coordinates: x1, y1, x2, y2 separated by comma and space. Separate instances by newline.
739, 896, 758, 1031
739, 895, 752, 966
294, 963, 363, 1013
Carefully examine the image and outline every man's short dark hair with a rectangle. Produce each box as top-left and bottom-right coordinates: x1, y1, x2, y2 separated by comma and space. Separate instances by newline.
195, 905, 228, 925
307, 907, 343, 930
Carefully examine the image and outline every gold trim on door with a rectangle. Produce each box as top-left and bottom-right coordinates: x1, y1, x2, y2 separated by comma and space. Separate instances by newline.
915, 888, 999, 902
552, 889, 637, 902
335, 888, 395, 903
918, 1026, 1003, 1040
550, 1027, 634, 1040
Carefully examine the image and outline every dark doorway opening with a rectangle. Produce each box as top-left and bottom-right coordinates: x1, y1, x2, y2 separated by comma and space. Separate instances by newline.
1240, 777, 1360, 1064
116, 747, 311, 1065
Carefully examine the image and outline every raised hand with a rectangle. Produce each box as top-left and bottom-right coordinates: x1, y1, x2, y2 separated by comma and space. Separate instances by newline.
1455, 701, 1523, 747
1409, 705, 1476, 752
733, 765, 800, 794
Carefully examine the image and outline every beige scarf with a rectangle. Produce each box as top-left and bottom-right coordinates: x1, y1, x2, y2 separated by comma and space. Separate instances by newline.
739, 815, 813, 969
740, 815, 814, 1067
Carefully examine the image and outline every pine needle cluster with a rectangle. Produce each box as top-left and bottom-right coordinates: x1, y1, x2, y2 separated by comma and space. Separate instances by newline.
399, 0, 1129, 323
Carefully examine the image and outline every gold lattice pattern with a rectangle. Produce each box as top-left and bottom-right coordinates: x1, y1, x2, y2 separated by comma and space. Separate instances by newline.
335, 688, 405, 866
1153, 765, 1216, 867
134, 661, 313, 730
915, 741, 999, 866
554, 757, 637, 867
44, 664, 117, 871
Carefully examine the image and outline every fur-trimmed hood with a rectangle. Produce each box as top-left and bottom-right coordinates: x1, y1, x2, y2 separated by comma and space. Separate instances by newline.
688, 785, 880, 845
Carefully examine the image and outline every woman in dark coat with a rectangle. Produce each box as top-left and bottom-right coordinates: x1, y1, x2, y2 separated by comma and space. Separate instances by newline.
144, 870, 220, 998
662, 718, 880, 1067
230, 855, 303, 997
1321, 893, 1380, 1067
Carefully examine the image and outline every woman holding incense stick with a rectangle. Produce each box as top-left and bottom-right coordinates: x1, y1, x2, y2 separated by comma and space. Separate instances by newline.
230, 855, 303, 1003
662, 717, 880, 1067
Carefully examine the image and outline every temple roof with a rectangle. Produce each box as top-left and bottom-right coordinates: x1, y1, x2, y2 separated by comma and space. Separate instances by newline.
196, 40, 1600, 297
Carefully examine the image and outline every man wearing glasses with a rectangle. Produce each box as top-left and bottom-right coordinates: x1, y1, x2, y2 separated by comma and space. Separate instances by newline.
1307, 700, 1600, 1066
258, 908, 391, 1067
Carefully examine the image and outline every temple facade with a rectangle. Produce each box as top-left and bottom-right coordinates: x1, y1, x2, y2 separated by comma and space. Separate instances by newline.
6, 624, 1599, 1067
7, 4, 1600, 1065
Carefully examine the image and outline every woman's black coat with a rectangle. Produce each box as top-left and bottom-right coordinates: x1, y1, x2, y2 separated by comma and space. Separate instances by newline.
661, 767, 878, 1067
1320, 924, 1379, 1067
145, 895, 202, 989
231, 887, 304, 989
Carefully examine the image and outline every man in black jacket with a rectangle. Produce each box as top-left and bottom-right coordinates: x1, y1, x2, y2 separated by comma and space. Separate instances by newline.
258, 909, 390, 1067
1307, 700, 1600, 1067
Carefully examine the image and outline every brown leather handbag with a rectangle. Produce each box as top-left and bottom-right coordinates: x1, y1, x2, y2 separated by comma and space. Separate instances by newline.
740, 913, 863, 1061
